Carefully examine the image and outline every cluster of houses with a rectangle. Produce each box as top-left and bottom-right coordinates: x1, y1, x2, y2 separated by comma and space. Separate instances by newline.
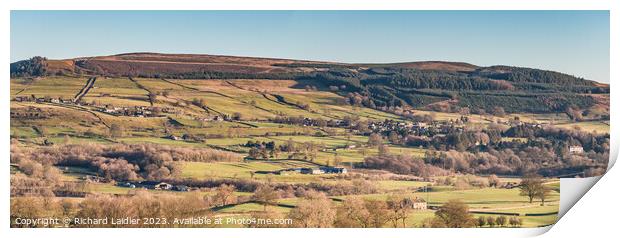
300, 118, 349, 127
270, 116, 350, 128
116, 181, 191, 192
98, 105, 176, 117
13, 95, 73, 104
12, 95, 180, 118
258, 166, 348, 175
195, 115, 228, 122
504, 120, 545, 128
368, 119, 464, 136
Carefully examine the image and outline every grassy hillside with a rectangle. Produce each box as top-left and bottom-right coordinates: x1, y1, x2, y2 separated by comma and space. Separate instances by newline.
11, 53, 610, 115
10, 53, 609, 228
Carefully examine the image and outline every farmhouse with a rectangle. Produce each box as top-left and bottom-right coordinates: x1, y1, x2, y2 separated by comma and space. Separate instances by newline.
84, 175, 110, 183
569, 145, 584, 154
407, 197, 427, 210
319, 166, 348, 174
13, 96, 30, 102
137, 181, 173, 190
300, 168, 324, 175
165, 135, 181, 141
117, 182, 136, 188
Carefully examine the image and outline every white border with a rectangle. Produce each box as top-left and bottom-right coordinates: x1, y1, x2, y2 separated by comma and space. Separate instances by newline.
1, 1, 616, 238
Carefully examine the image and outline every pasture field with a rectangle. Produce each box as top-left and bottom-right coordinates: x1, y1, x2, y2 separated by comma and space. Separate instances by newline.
10, 76, 570, 228
12, 76, 90, 98
554, 121, 610, 134
180, 161, 339, 183
219, 184, 558, 228
217, 202, 292, 214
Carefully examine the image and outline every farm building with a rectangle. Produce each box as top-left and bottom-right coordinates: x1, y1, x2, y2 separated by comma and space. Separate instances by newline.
164, 135, 181, 141
172, 185, 190, 192
319, 166, 348, 174
569, 146, 584, 154
300, 168, 324, 175
13, 96, 30, 102
137, 181, 173, 190
117, 182, 136, 188
408, 197, 428, 210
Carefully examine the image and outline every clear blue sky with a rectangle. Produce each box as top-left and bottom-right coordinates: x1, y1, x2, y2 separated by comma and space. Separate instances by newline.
11, 11, 609, 83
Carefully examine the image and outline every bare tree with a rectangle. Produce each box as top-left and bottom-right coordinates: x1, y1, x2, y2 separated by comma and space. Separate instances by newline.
434, 199, 474, 228
488, 174, 501, 188
496, 215, 507, 227
536, 184, 552, 206
213, 184, 236, 206
287, 191, 335, 228
477, 216, 487, 227
253, 184, 279, 211
486, 216, 496, 227
386, 194, 411, 228
519, 174, 545, 203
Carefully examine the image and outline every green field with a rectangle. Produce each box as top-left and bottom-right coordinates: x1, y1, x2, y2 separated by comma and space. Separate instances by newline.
555, 121, 610, 134
180, 160, 338, 183
11, 76, 567, 228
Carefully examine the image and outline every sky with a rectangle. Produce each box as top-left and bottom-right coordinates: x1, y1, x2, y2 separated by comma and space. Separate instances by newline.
10, 11, 610, 83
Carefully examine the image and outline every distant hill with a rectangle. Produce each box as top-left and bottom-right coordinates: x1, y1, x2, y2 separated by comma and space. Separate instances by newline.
10, 53, 481, 77
10, 53, 609, 114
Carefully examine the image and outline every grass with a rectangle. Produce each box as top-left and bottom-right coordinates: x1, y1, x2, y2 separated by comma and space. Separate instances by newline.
12, 76, 89, 98
179, 160, 334, 183
519, 214, 558, 227
11, 77, 570, 228
554, 121, 610, 134
217, 202, 292, 214
336, 186, 559, 214
501, 137, 529, 143
376, 180, 432, 190
118, 137, 210, 147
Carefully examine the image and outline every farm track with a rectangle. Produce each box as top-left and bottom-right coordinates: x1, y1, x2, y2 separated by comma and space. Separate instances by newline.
73, 77, 97, 103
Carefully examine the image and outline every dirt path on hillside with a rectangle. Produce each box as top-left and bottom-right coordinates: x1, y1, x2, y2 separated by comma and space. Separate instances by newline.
73, 77, 97, 103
